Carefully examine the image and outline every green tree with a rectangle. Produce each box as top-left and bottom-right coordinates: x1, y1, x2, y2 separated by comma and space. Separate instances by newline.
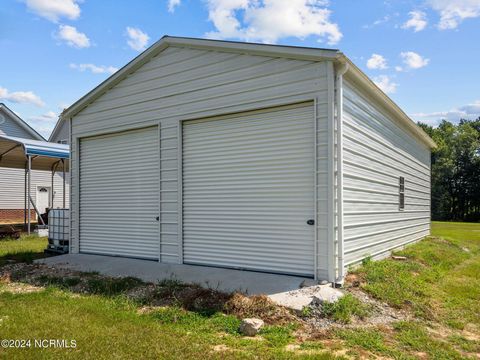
419, 118, 480, 221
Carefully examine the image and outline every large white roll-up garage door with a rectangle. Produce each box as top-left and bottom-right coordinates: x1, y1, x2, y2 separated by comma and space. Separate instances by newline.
182, 103, 315, 276
79, 127, 160, 259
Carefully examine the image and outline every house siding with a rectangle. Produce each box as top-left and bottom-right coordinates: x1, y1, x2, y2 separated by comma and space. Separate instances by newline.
51, 119, 70, 144
341, 80, 431, 266
69, 46, 331, 279
0, 167, 69, 209
0, 109, 32, 138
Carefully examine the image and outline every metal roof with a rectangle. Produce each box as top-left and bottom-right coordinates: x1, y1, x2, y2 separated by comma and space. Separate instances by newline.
0, 134, 69, 171
60, 35, 436, 149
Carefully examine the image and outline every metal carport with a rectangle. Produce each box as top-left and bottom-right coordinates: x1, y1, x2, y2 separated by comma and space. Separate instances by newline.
0, 134, 69, 233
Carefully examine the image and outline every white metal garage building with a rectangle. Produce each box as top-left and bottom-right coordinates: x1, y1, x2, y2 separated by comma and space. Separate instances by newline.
61, 36, 435, 283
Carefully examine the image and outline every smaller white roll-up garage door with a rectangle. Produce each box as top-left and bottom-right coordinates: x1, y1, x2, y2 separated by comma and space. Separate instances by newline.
183, 103, 315, 276
79, 127, 160, 259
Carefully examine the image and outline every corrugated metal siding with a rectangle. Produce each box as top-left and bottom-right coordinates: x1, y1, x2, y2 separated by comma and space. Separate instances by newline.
182, 103, 315, 276
79, 127, 160, 259
69, 46, 330, 278
342, 80, 431, 265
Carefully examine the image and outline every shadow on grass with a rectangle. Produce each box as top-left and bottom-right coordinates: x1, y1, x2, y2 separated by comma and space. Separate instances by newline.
0, 250, 47, 266
0, 235, 53, 266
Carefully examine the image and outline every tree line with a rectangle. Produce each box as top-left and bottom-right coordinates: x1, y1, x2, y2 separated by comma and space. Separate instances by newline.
418, 118, 480, 222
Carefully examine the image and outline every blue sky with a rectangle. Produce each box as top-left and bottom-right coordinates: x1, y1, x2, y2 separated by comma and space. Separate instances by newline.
0, 0, 479, 138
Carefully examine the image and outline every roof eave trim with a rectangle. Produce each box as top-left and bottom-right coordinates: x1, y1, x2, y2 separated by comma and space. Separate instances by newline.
339, 56, 437, 149
61, 36, 340, 119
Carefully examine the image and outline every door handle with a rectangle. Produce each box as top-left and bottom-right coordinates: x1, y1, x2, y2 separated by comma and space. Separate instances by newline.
307, 219, 315, 225
156, 216, 159, 221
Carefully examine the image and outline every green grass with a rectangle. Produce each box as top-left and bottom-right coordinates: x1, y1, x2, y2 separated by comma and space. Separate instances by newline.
344, 221, 480, 358
319, 294, 371, 323
0, 288, 339, 359
0, 235, 47, 265
353, 222, 480, 327
334, 328, 406, 358
392, 321, 465, 360
0, 238, 339, 359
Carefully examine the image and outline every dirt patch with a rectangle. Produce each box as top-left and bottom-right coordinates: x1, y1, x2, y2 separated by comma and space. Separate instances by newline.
212, 344, 230, 352
462, 326, 480, 342
345, 273, 364, 288
224, 293, 296, 325
0, 281, 43, 294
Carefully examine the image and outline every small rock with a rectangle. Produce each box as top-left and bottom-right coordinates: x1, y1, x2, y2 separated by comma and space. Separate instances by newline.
392, 256, 407, 261
462, 247, 470, 253
239, 318, 264, 336
300, 279, 319, 288
320, 280, 329, 285
311, 287, 344, 305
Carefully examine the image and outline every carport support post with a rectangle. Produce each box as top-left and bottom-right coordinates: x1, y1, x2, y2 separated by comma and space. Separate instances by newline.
62, 159, 66, 208
51, 160, 61, 209
27, 155, 31, 235
24, 162, 27, 230
51, 161, 58, 208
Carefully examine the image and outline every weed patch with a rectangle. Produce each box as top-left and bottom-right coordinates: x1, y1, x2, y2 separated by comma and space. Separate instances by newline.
86, 276, 144, 296
320, 294, 371, 323
37, 275, 81, 288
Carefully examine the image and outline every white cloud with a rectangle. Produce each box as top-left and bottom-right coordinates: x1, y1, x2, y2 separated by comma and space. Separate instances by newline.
24, 0, 81, 22
373, 75, 398, 94
168, 0, 181, 12
205, 0, 342, 45
70, 63, 119, 74
367, 54, 388, 69
402, 10, 428, 32
395, 65, 403, 72
29, 111, 58, 122
427, 0, 480, 29
126, 27, 150, 51
56, 25, 91, 48
0, 86, 45, 107
400, 51, 430, 69
363, 15, 391, 29
412, 100, 480, 126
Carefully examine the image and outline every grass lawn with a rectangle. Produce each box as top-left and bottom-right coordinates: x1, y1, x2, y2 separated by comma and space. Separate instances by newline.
342, 221, 480, 359
0, 235, 48, 266
1, 222, 479, 359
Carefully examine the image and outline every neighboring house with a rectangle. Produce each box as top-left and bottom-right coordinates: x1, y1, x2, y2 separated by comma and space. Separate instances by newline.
0, 103, 69, 223
49, 113, 70, 145
61, 37, 435, 283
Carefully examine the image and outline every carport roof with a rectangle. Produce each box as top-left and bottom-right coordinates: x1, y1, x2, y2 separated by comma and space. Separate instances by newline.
0, 134, 69, 171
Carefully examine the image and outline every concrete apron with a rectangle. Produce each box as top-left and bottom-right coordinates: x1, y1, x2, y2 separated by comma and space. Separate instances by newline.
36, 254, 343, 311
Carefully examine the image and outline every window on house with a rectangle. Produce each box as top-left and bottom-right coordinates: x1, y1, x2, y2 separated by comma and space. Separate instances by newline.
399, 176, 405, 210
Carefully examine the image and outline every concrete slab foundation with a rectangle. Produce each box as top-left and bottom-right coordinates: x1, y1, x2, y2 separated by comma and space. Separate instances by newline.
36, 254, 311, 296
37, 254, 344, 310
